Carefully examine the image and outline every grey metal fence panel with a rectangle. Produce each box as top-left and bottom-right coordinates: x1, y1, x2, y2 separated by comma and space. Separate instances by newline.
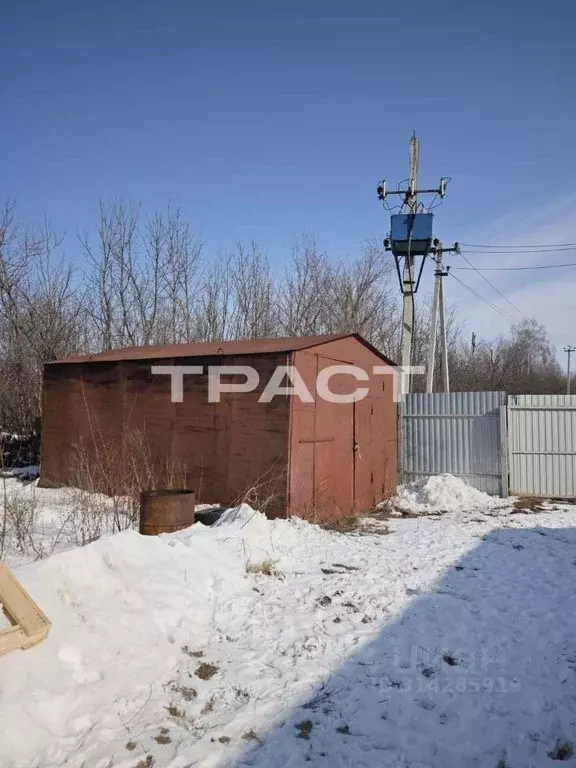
401, 392, 506, 495
508, 394, 576, 498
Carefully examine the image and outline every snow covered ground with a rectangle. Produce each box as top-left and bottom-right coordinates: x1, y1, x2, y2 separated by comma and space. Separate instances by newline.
1, 476, 576, 767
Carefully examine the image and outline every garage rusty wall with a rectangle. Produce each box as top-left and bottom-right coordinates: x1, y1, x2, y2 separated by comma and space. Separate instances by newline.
288, 337, 397, 521
41, 353, 291, 518
41, 335, 397, 521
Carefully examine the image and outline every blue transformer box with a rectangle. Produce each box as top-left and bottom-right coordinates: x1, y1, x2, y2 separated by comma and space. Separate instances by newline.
390, 213, 433, 256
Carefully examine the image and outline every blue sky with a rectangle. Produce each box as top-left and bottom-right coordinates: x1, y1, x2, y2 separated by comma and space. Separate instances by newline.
2, 1, 576, 351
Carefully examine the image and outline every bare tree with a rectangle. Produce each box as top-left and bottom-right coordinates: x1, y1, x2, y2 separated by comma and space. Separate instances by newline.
230, 242, 277, 339
322, 239, 399, 357
82, 201, 204, 349
194, 253, 234, 342
0, 195, 570, 442
0, 201, 84, 433
157, 207, 203, 343
277, 235, 330, 336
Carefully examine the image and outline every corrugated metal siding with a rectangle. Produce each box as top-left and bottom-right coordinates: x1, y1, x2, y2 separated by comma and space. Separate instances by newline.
508, 394, 576, 498
402, 392, 506, 495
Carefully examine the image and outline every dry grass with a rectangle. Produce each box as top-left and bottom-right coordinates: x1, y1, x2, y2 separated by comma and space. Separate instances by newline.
200, 696, 215, 715
321, 515, 362, 533
246, 558, 278, 576
181, 645, 203, 658
320, 513, 390, 536
512, 495, 547, 513
195, 662, 219, 681
234, 462, 287, 518
369, 501, 443, 520
170, 682, 197, 702
548, 740, 574, 760
295, 720, 314, 739
165, 703, 184, 718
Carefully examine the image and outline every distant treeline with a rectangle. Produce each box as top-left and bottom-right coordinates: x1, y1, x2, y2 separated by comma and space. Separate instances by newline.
0, 199, 570, 435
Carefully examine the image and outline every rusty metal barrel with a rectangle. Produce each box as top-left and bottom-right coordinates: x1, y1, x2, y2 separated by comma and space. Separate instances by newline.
139, 489, 195, 535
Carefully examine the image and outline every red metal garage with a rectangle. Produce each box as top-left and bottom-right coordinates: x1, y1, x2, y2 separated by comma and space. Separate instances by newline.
40, 333, 397, 521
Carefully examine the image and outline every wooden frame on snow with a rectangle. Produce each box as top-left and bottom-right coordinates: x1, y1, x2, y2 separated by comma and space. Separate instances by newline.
0, 563, 50, 656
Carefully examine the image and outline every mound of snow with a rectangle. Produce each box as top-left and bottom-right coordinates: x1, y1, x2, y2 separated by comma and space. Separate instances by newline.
392, 473, 507, 515
2, 481, 576, 767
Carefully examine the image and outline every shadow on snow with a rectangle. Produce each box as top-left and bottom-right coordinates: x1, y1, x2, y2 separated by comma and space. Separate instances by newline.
227, 525, 576, 768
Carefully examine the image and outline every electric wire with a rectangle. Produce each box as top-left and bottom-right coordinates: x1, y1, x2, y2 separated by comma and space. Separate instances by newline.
462, 247, 576, 255
449, 262, 576, 272
449, 272, 515, 323
462, 242, 576, 250
457, 251, 529, 320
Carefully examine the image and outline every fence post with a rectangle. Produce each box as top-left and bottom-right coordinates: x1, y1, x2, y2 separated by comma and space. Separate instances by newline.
499, 403, 509, 498
397, 398, 405, 486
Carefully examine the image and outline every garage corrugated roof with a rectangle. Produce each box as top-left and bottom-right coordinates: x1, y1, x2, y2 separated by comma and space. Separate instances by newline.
48, 333, 395, 365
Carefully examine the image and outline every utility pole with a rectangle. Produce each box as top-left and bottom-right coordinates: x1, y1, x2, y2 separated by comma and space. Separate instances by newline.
400, 134, 419, 396
439, 258, 449, 393
377, 134, 456, 396
565, 345, 576, 394
426, 241, 458, 393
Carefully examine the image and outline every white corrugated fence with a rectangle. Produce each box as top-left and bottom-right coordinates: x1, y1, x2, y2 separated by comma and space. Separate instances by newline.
401, 392, 507, 495
400, 392, 576, 499
507, 394, 576, 498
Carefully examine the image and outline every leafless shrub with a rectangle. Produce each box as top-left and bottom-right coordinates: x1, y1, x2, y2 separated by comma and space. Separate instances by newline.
233, 461, 287, 519
5, 492, 38, 553
58, 489, 116, 548
0, 478, 46, 559
67, 391, 189, 540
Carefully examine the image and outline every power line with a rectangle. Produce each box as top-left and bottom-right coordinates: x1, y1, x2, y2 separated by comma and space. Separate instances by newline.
450, 261, 576, 272
462, 247, 576, 255
462, 242, 576, 250
449, 272, 515, 323
457, 252, 529, 320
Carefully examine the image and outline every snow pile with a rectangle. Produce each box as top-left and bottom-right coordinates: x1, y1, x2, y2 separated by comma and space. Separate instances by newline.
2, 482, 576, 767
1, 464, 40, 480
392, 472, 507, 515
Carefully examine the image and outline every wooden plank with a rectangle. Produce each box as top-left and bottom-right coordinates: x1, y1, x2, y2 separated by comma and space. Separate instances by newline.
0, 563, 50, 655
0, 626, 28, 656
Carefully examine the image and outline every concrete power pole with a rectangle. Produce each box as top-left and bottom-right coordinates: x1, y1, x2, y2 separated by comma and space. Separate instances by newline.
377, 134, 455, 395
565, 345, 576, 394
400, 135, 419, 395
426, 242, 458, 393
